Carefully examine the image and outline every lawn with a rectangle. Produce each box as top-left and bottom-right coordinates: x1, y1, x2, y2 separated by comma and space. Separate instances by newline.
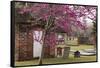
69, 44, 94, 50
15, 45, 96, 66
15, 56, 96, 66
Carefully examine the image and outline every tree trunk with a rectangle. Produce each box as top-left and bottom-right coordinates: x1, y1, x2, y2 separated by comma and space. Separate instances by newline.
38, 31, 46, 65
93, 35, 96, 49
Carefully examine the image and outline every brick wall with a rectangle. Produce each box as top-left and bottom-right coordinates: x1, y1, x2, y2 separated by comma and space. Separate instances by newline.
15, 29, 33, 61
15, 25, 56, 61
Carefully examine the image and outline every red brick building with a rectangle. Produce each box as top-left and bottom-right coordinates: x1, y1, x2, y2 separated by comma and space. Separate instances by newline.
15, 22, 57, 61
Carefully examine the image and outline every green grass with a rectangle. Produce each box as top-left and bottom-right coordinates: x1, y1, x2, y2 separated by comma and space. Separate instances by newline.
42, 55, 96, 64
66, 41, 78, 45
15, 55, 96, 66
69, 44, 94, 50
15, 44, 96, 66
